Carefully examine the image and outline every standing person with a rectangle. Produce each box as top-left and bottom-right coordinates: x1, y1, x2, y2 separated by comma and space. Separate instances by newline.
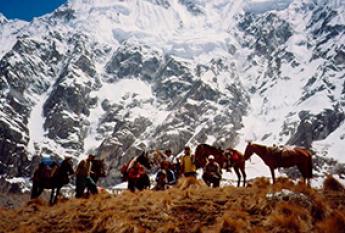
202, 155, 222, 187
75, 154, 98, 198
127, 158, 147, 192
164, 149, 180, 177
180, 146, 197, 177
164, 149, 174, 163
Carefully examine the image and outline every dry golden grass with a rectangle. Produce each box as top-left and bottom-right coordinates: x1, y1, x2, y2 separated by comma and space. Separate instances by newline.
315, 210, 345, 233
0, 177, 344, 233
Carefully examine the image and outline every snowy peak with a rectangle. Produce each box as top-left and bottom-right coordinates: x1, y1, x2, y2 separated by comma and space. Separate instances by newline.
0, 13, 8, 24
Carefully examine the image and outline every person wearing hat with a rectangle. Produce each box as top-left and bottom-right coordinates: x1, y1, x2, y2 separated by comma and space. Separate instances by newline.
75, 154, 98, 198
179, 146, 197, 177
202, 155, 222, 187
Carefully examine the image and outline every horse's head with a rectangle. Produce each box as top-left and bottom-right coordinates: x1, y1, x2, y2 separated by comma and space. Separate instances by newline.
137, 151, 152, 170
244, 142, 254, 160
147, 150, 164, 168
61, 157, 74, 175
92, 159, 107, 177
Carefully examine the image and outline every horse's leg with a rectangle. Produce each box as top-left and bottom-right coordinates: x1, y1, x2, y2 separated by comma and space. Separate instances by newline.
50, 188, 55, 205
35, 186, 44, 198
297, 164, 309, 186
137, 175, 149, 190
240, 166, 246, 187
75, 177, 84, 198
213, 176, 220, 187
144, 175, 150, 189
54, 187, 61, 204
31, 181, 38, 199
234, 167, 241, 187
136, 178, 144, 191
128, 179, 136, 192
303, 158, 313, 187
270, 167, 275, 184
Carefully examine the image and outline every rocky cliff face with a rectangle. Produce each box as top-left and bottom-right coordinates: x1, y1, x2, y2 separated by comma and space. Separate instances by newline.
0, 0, 344, 187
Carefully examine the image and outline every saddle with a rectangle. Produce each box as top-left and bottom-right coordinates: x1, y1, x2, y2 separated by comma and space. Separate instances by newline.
269, 145, 293, 158
40, 164, 58, 179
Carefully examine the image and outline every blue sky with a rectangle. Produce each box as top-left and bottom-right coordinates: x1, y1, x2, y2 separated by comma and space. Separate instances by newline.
0, 0, 67, 21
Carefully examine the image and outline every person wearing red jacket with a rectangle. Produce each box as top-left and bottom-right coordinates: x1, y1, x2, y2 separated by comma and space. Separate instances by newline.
127, 159, 146, 191
128, 161, 145, 179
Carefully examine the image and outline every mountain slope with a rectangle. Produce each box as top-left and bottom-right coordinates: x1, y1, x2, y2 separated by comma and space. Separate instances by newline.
0, 0, 344, 186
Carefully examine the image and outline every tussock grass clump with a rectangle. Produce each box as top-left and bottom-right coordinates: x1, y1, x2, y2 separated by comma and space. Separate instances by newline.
218, 213, 248, 233
0, 177, 344, 233
247, 177, 271, 189
264, 202, 312, 232
273, 177, 296, 189
323, 175, 345, 192
310, 195, 330, 222
316, 210, 345, 233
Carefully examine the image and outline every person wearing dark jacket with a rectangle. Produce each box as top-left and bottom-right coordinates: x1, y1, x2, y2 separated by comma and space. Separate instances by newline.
154, 161, 176, 190
75, 154, 98, 198
202, 155, 222, 187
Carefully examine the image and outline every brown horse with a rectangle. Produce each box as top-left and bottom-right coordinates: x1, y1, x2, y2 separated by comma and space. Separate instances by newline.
244, 142, 313, 184
31, 157, 74, 205
148, 149, 167, 169
195, 144, 246, 187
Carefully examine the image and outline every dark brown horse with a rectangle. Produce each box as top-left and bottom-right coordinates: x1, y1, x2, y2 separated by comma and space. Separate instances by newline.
31, 157, 74, 205
244, 142, 313, 184
195, 144, 246, 187
90, 159, 107, 184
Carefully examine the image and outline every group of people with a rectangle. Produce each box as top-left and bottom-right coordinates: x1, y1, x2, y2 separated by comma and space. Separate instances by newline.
37, 145, 236, 198
153, 146, 223, 190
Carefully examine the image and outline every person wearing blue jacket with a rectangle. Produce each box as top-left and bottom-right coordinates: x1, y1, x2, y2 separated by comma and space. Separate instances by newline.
154, 160, 176, 190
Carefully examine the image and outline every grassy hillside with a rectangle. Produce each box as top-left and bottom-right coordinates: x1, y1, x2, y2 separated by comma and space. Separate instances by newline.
0, 176, 344, 233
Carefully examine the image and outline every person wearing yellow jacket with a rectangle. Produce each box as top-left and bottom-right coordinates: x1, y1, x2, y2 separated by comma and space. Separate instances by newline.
180, 146, 197, 177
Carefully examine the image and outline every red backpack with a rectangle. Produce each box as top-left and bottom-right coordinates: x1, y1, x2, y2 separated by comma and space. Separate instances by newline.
231, 151, 240, 162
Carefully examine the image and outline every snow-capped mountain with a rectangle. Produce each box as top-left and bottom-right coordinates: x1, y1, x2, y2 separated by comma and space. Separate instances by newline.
0, 0, 344, 187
